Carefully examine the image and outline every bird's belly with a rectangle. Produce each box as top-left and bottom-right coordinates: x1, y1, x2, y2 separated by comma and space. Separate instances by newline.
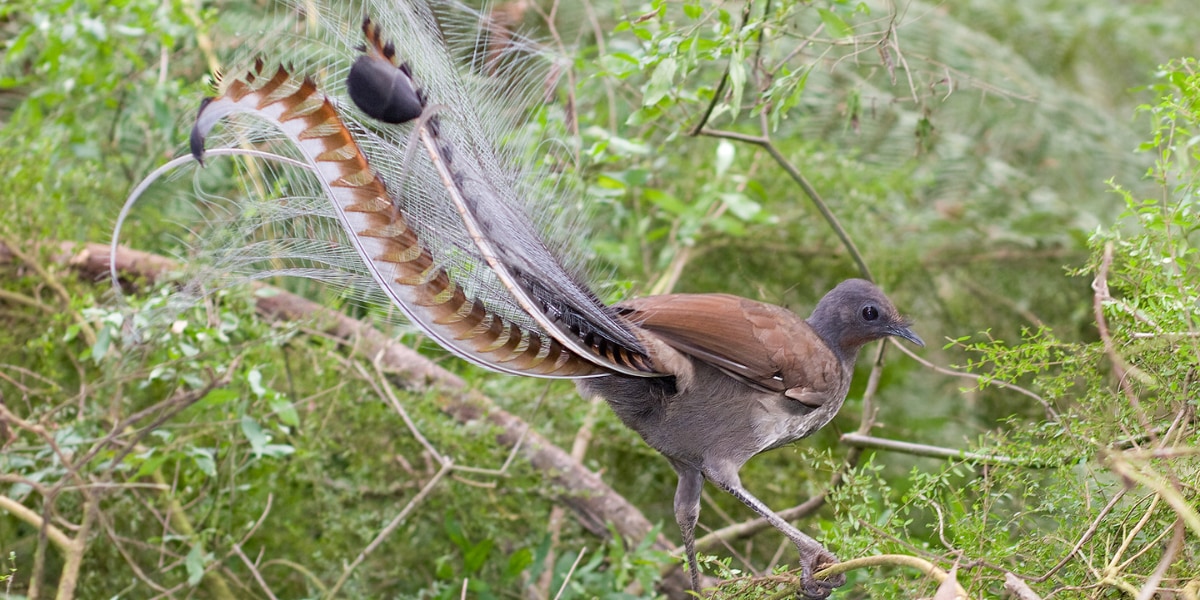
751, 395, 840, 453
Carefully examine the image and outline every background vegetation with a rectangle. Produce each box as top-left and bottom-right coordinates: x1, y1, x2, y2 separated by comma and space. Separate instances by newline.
1, 0, 1198, 599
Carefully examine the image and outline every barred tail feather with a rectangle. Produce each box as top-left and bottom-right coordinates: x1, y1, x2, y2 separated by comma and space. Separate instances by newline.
119, 0, 669, 380
184, 62, 601, 378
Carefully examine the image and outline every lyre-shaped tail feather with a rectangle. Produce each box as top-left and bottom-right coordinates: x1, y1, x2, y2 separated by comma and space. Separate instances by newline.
129, 0, 667, 379
189, 61, 601, 377
346, 15, 657, 375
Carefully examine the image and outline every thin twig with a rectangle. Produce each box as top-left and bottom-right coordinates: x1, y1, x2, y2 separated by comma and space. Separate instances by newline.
891, 338, 1059, 421
1105, 453, 1200, 538
1031, 489, 1127, 582
324, 461, 452, 599
552, 547, 588, 600
358, 357, 445, 464
1092, 242, 1155, 444
700, 125, 873, 281
260, 559, 329, 594
687, 2, 754, 135
233, 543, 281, 600
0, 236, 98, 347
100, 512, 172, 593
840, 432, 1061, 467
1104, 493, 1160, 577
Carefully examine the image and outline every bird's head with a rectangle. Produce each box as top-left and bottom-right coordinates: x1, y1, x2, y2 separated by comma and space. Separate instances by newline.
808, 278, 923, 358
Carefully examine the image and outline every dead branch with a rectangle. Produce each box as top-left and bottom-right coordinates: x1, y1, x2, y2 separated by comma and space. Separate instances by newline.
2, 240, 692, 595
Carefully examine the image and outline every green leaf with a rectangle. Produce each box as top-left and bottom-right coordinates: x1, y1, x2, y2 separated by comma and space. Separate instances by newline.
247, 367, 266, 398
643, 188, 688, 216
503, 547, 534, 580
721, 193, 762, 221
817, 8, 854, 38
434, 555, 454, 580
444, 516, 468, 550
595, 174, 627, 190
269, 396, 300, 427
240, 416, 267, 456
463, 538, 494, 573
727, 47, 745, 121
5, 27, 34, 61
259, 444, 295, 458
134, 450, 168, 479
642, 57, 677, 107
90, 324, 111, 364
185, 544, 209, 587
199, 388, 239, 407
189, 447, 217, 478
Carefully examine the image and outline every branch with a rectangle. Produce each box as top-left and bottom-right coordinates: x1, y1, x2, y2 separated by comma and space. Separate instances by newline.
1105, 452, 1200, 539
890, 338, 1058, 420
840, 432, 1062, 467
1091, 241, 1155, 440
325, 462, 452, 599
734, 554, 967, 600
54, 495, 98, 600
698, 127, 873, 281
811, 554, 965, 595
6, 240, 690, 593
0, 496, 72, 551
1004, 572, 1044, 600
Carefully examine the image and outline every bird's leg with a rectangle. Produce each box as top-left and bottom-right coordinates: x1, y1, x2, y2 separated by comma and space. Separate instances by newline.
704, 466, 846, 599
673, 465, 705, 593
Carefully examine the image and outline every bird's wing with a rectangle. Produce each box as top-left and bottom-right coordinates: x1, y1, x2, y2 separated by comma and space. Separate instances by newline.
618, 294, 844, 406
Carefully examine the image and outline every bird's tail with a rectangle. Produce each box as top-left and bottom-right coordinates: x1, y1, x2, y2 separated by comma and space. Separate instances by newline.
116, 0, 660, 378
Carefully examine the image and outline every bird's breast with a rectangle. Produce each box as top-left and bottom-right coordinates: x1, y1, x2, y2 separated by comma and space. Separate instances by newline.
753, 383, 849, 453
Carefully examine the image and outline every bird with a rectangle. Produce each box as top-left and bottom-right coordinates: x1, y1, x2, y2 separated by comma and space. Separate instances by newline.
134, 1, 925, 597
580, 286, 922, 597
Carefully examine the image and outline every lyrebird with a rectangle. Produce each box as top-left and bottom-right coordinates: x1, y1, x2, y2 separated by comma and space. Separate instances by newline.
128, 1, 923, 596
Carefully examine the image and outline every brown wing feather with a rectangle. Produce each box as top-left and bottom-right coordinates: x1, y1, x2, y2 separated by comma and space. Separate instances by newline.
619, 294, 843, 404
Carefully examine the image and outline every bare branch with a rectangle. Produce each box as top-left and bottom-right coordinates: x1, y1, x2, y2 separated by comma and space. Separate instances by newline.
325, 461, 452, 599
1005, 573, 1044, 600
0, 496, 72, 551
840, 432, 1059, 467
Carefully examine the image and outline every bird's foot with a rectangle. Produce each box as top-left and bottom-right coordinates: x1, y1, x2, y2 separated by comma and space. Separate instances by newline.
794, 546, 845, 599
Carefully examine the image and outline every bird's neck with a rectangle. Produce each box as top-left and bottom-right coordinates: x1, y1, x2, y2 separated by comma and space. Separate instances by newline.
807, 313, 858, 369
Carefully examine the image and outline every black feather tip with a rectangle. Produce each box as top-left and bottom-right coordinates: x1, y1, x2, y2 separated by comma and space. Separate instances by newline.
189, 96, 215, 166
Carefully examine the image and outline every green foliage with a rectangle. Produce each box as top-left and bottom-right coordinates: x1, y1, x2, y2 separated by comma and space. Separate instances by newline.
822, 58, 1200, 598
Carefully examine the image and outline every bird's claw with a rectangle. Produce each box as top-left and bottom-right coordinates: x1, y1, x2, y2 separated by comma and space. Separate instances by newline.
795, 547, 845, 599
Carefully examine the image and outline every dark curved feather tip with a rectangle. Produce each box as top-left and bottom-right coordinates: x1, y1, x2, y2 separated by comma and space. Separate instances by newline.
347, 55, 424, 124
189, 96, 215, 165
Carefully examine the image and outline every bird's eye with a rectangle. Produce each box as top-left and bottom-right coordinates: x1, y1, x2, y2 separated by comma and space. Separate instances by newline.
862, 306, 879, 321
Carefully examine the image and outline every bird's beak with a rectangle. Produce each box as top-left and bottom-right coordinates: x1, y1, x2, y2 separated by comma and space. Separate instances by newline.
889, 325, 924, 347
